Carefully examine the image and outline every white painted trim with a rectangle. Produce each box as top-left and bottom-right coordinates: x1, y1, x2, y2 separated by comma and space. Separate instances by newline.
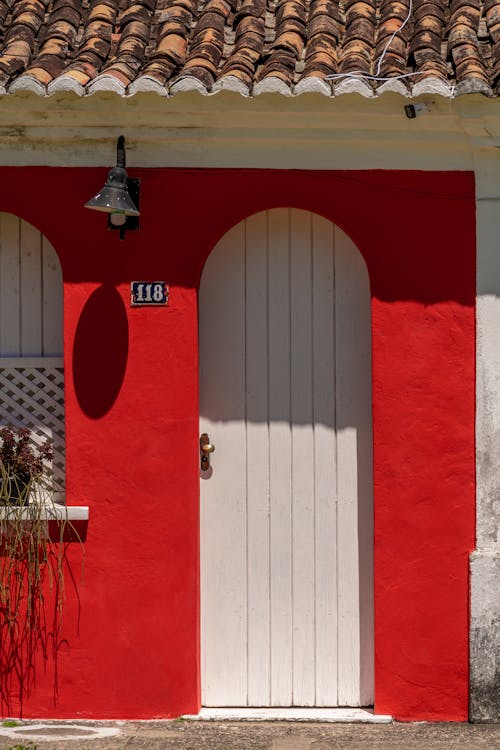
0, 357, 63, 368
254, 77, 293, 96
0, 69, 497, 102
334, 79, 373, 97
212, 76, 251, 97
455, 79, 493, 97
377, 80, 410, 97
294, 78, 331, 96
48, 76, 85, 97
170, 77, 209, 95
87, 75, 126, 96
412, 77, 453, 97
9, 76, 46, 96
0, 505, 88, 521
128, 76, 169, 97
184, 708, 392, 723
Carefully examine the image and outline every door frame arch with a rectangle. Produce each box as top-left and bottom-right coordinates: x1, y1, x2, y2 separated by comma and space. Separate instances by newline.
198, 207, 374, 708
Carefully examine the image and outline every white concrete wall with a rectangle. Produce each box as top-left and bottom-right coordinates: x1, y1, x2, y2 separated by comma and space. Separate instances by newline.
472, 148, 500, 721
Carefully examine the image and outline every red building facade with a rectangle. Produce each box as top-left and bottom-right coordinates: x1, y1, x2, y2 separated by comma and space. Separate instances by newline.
0, 166, 475, 721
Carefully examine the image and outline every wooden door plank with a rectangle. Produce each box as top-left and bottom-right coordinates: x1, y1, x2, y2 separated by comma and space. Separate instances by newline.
336, 231, 374, 708
335, 227, 373, 707
245, 212, 272, 706
335, 226, 361, 706
199, 222, 248, 706
268, 208, 293, 706
41, 236, 63, 356
0, 214, 21, 356
289, 210, 315, 706
20, 219, 42, 356
312, 214, 338, 707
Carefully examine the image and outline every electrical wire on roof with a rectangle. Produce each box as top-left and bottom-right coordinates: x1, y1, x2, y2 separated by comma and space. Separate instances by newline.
325, 0, 421, 85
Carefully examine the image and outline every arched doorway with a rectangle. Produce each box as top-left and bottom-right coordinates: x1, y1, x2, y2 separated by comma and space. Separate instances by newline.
0, 213, 64, 502
199, 208, 373, 707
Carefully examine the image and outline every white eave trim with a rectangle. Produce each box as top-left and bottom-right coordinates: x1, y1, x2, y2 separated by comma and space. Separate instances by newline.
48, 75, 85, 97
212, 75, 251, 97
9, 75, 47, 96
294, 77, 332, 96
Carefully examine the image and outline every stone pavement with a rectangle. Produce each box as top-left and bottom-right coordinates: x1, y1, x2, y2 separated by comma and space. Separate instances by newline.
1, 721, 500, 750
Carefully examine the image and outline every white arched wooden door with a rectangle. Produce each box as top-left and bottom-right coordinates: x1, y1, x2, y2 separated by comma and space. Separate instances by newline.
199, 208, 373, 708
0, 213, 64, 501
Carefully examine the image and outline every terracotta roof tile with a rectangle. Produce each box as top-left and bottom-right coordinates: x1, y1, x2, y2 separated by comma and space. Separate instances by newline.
0, 0, 498, 96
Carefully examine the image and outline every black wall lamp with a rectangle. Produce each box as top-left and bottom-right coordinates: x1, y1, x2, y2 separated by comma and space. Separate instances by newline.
85, 135, 140, 239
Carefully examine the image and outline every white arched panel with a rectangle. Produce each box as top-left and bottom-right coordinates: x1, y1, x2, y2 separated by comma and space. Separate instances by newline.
199, 208, 373, 707
0, 213, 64, 498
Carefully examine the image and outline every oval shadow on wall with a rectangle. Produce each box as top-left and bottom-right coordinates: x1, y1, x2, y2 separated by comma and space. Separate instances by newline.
73, 285, 129, 419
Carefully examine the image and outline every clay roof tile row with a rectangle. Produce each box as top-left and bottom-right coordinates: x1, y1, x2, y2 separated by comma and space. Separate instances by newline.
0, 0, 498, 97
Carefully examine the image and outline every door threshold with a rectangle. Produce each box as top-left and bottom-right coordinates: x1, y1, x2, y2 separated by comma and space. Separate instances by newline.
184, 708, 392, 723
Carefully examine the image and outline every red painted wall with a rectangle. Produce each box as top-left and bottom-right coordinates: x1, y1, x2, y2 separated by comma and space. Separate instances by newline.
0, 168, 475, 721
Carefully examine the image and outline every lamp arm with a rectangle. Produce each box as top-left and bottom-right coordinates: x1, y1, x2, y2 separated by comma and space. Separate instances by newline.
116, 135, 126, 169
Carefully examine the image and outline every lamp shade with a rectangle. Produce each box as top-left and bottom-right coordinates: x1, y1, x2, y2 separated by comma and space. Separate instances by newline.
84, 166, 140, 216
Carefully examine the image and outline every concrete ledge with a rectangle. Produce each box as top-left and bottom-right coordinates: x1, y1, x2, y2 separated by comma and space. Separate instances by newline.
470, 550, 500, 722
183, 708, 392, 723
0, 505, 89, 521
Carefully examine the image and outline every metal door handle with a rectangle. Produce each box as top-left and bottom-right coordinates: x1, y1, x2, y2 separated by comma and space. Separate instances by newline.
200, 433, 215, 471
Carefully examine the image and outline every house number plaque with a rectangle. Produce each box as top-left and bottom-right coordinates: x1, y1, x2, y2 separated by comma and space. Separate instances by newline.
130, 281, 169, 306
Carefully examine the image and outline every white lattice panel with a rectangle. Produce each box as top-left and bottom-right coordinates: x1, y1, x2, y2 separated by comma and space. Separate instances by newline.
0, 366, 65, 498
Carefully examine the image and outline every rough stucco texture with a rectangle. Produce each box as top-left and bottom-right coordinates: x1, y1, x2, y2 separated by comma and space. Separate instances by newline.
0, 168, 475, 721
470, 553, 500, 722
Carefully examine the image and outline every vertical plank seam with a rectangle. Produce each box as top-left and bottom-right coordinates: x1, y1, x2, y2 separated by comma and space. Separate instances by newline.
267, 210, 272, 706
310, 213, 317, 707
333, 224, 339, 699
265, 211, 272, 706
288, 208, 294, 706
244, 217, 249, 707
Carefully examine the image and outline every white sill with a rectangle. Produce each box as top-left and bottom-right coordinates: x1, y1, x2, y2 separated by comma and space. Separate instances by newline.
185, 708, 393, 723
0, 505, 89, 521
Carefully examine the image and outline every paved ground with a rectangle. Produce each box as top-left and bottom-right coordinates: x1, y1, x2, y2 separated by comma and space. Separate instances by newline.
1, 720, 500, 750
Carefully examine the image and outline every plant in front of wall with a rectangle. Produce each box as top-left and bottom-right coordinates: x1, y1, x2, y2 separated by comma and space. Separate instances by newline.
0, 426, 53, 508
0, 426, 62, 631
0, 426, 83, 708
0, 426, 83, 636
